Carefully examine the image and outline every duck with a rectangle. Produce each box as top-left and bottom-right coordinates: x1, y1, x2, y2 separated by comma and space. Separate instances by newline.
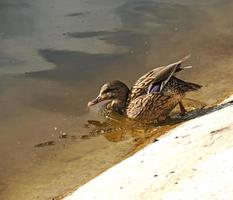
88, 55, 202, 123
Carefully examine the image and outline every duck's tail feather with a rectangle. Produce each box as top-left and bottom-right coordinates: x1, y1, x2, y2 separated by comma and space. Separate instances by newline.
181, 81, 202, 92
173, 77, 202, 92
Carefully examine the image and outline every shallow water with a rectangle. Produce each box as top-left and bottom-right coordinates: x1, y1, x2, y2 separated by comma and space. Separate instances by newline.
1, 0, 233, 199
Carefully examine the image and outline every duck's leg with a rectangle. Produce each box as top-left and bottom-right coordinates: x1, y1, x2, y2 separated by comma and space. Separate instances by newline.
179, 101, 187, 116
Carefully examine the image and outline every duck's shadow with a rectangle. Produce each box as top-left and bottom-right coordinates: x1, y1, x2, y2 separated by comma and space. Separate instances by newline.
83, 99, 233, 143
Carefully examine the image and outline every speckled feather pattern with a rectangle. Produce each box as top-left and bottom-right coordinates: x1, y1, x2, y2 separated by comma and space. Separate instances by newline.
127, 93, 182, 122
126, 77, 201, 123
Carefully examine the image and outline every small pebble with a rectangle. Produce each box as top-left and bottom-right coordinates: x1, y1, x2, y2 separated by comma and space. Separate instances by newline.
59, 132, 68, 139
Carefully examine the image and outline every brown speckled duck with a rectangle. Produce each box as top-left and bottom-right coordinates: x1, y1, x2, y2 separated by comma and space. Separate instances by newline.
88, 55, 202, 123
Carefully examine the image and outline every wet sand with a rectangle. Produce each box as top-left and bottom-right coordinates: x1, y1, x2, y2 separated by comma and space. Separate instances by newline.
1, 0, 233, 199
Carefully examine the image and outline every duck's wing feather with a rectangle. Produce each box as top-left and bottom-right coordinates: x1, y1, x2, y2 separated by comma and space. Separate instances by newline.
126, 93, 181, 122
129, 55, 191, 101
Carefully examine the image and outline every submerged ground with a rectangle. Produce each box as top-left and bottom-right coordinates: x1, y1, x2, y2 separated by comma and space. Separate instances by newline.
0, 0, 233, 199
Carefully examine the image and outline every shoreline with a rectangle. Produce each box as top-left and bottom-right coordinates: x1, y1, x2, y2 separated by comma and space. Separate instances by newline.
63, 93, 233, 200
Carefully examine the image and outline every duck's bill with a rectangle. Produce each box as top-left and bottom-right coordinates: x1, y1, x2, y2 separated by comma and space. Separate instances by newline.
87, 96, 104, 107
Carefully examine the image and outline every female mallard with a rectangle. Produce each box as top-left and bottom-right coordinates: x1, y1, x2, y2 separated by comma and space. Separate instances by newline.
88, 55, 202, 123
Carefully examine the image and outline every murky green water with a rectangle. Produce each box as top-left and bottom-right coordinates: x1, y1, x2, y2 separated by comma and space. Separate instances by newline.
1, 0, 233, 199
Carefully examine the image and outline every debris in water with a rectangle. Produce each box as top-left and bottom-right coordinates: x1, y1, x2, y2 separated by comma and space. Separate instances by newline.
81, 135, 89, 139
34, 141, 56, 147
71, 135, 77, 140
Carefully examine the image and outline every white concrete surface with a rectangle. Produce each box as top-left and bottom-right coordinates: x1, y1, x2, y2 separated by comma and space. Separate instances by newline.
64, 96, 233, 200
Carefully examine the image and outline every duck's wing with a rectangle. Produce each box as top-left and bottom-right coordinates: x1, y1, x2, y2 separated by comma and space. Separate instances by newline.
129, 55, 191, 101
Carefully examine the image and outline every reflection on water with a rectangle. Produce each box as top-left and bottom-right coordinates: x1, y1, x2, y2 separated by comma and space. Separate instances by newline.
84, 98, 206, 142
1, 0, 233, 199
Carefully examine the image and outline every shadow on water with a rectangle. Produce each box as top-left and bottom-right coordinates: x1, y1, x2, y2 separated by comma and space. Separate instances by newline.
36, 49, 129, 82
69, 30, 150, 51
65, 11, 89, 17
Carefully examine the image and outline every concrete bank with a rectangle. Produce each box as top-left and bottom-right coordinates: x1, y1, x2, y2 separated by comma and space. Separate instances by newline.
65, 95, 233, 200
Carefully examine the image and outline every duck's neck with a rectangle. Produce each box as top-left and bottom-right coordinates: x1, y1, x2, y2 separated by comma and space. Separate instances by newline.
111, 90, 130, 115
111, 99, 127, 115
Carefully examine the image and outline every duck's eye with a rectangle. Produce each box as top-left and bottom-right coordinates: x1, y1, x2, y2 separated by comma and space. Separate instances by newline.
103, 88, 112, 93
103, 87, 117, 94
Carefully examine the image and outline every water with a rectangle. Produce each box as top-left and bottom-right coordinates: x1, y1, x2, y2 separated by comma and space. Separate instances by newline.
1, 0, 233, 199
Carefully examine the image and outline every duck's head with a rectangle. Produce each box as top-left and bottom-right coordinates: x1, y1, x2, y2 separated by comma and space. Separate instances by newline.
88, 80, 129, 108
